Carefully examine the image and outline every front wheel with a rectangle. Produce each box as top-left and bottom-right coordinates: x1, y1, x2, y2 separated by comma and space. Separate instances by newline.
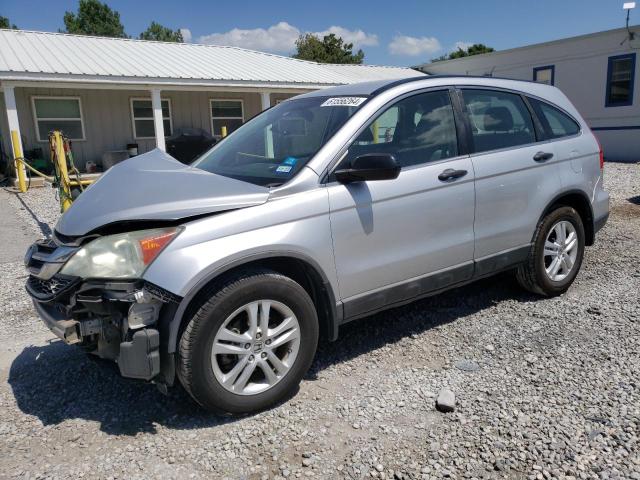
516, 206, 585, 296
178, 269, 319, 413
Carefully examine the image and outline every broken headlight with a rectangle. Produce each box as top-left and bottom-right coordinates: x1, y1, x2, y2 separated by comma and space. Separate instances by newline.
60, 227, 180, 279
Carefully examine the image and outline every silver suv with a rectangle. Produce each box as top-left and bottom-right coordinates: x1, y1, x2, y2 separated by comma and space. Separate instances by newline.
25, 76, 609, 413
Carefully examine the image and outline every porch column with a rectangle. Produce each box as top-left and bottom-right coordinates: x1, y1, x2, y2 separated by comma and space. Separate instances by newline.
260, 91, 271, 111
3, 85, 27, 180
260, 92, 274, 157
150, 88, 166, 151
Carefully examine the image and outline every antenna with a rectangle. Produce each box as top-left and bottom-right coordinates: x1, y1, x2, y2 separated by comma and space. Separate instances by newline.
621, 2, 636, 45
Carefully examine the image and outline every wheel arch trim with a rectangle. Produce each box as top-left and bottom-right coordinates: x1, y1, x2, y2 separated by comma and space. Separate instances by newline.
535, 189, 595, 245
164, 251, 341, 354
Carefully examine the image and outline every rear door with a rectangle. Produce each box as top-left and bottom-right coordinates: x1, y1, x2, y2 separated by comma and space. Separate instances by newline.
459, 88, 561, 272
327, 89, 475, 318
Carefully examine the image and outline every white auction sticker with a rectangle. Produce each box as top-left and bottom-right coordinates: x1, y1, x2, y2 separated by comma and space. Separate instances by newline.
321, 97, 367, 107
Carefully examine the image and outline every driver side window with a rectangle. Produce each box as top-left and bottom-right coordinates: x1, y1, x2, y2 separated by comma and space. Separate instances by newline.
338, 89, 459, 171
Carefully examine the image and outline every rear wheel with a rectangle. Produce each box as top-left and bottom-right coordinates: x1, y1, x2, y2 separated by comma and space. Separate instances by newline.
516, 206, 585, 296
178, 269, 319, 413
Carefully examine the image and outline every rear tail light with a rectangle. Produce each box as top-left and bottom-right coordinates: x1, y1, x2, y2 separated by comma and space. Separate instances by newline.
597, 141, 604, 170
592, 130, 604, 170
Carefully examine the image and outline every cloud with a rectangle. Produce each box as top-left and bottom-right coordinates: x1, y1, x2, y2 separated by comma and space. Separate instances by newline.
180, 28, 192, 43
198, 22, 300, 52
314, 26, 378, 48
453, 41, 472, 52
197, 22, 378, 53
388, 35, 442, 56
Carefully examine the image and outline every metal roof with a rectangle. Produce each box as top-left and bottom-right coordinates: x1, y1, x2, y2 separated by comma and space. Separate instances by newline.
414, 25, 639, 71
0, 29, 424, 89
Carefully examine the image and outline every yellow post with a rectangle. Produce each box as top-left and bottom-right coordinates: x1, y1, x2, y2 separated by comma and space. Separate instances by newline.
10, 130, 27, 192
372, 121, 379, 144
221, 125, 228, 138
53, 131, 73, 212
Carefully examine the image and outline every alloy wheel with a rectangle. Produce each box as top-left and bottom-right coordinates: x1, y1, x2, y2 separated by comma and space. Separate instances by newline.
211, 300, 301, 395
543, 220, 579, 282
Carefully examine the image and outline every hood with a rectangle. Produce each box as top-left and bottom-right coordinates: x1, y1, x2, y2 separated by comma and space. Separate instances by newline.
55, 149, 270, 237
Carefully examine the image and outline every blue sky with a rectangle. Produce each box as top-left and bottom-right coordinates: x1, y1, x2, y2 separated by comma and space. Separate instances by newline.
2, 0, 636, 66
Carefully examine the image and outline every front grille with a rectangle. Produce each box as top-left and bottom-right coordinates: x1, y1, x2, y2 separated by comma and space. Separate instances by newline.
36, 237, 57, 254
26, 274, 80, 302
25, 238, 78, 280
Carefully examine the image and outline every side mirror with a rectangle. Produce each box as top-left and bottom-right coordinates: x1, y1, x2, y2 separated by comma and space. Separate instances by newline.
334, 153, 401, 183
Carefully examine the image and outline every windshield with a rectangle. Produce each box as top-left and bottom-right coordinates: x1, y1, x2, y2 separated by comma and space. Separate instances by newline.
192, 96, 366, 187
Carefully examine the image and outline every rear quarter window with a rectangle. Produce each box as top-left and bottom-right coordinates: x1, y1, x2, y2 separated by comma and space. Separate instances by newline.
528, 98, 580, 139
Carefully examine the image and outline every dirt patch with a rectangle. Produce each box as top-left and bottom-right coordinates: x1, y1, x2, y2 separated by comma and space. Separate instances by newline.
611, 201, 640, 219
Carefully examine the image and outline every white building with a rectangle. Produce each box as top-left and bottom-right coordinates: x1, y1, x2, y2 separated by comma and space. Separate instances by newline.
416, 26, 640, 162
0, 29, 423, 173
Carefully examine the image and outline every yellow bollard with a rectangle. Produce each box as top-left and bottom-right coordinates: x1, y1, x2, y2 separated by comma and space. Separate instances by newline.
52, 131, 73, 212
372, 121, 379, 144
221, 125, 228, 138
10, 130, 27, 192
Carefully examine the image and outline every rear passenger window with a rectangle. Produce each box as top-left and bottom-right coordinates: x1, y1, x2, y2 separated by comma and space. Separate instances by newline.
340, 90, 458, 170
462, 89, 536, 153
528, 98, 580, 139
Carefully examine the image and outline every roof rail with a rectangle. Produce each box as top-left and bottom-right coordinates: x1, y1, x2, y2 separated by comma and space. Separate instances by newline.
369, 73, 547, 97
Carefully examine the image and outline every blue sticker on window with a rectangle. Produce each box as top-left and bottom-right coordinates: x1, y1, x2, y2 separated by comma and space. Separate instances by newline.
283, 157, 297, 166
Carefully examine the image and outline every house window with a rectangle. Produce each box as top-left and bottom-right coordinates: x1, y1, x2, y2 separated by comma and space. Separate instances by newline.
130, 98, 172, 139
533, 65, 555, 85
210, 99, 244, 137
32, 97, 85, 141
606, 53, 636, 107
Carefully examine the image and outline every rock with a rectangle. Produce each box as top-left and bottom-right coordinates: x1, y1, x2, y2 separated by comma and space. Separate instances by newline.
455, 359, 480, 372
436, 389, 456, 413
587, 305, 602, 315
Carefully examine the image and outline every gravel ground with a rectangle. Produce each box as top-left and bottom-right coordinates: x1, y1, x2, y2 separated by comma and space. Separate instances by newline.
0, 163, 638, 480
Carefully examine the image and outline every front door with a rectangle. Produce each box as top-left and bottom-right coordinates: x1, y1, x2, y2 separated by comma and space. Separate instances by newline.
327, 89, 475, 318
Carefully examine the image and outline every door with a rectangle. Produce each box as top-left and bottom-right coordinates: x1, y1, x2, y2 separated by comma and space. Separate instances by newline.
327, 89, 476, 318
459, 88, 561, 271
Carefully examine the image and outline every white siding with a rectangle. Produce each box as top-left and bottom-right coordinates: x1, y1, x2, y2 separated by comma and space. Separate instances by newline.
418, 27, 640, 161
5, 87, 272, 167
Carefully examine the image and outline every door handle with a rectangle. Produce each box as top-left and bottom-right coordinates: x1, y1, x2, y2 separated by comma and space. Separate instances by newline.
533, 151, 554, 162
438, 168, 468, 181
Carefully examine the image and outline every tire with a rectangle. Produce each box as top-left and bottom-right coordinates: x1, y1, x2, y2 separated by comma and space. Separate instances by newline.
177, 268, 319, 414
516, 206, 585, 296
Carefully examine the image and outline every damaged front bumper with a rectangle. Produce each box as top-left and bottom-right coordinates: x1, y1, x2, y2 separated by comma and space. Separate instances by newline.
25, 238, 181, 383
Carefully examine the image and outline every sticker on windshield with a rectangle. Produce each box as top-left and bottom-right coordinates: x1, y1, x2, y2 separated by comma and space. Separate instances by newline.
283, 157, 297, 166
276, 165, 293, 174
321, 97, 367, 107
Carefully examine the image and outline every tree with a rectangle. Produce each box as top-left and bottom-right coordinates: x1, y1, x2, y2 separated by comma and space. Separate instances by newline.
0, 16, 18, 29
139, 21, 183, 42
293, 33, 364, 64
432, 43, 494, 62
63, 0, 126, 38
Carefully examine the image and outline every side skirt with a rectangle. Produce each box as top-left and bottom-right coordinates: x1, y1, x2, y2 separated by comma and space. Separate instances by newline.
339, 245, 531, 325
